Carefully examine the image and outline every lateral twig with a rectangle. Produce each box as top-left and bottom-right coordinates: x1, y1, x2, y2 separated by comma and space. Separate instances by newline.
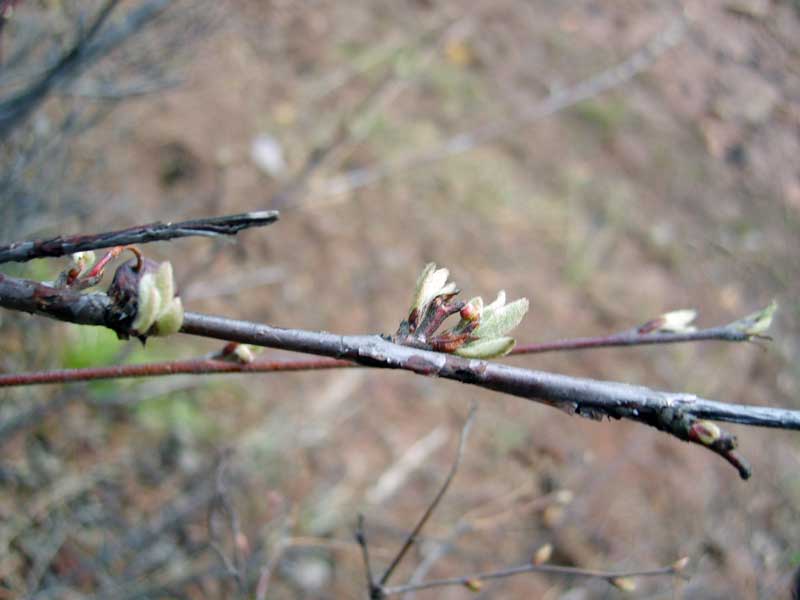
512, 325, 753, 355
0, 311, 767, 387
0, 211, 278, 264
378, 403, 477, 589
0, 356, 351, 387
381, 560, 686, 596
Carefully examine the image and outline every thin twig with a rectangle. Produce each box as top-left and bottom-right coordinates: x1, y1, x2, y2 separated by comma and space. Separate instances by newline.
0, 356, 351, 387
378, 403, 477, 587
0, 314, 763, 387
0, 211, 279, 264
355, 514, 379, 599
381, 560, 684, 596
512, 326, 753, 355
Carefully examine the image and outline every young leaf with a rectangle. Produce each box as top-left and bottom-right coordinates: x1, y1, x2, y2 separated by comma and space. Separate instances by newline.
131, 273, 162, 334
656, 309, 697, 333
154, 298, 184, 336
474, 298, 529, 339
455, 336, 515, 358
154, 261, 176, 302
728, 300, 777, 337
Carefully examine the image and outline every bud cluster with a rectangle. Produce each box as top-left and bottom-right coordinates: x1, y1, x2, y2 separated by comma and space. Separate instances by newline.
396, 263, 529, 359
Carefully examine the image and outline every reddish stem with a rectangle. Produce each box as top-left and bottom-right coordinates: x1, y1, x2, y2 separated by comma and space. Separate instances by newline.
0, 357, 352, 387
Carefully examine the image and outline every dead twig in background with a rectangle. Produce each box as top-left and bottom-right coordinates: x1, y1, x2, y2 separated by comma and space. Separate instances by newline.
360, 403, 687, 597
381, 560, 687, 596
376, 403, 477, 590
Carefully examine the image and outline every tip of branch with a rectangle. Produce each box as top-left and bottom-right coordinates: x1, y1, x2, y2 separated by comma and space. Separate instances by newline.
244, 210, 280, 223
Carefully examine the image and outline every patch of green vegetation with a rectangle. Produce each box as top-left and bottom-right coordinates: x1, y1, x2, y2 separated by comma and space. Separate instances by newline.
134, 391, 215, 438
0, 257, 59, 280
336, 40, 399, 70
62, 324, 127, 369
572, 97, 629, 143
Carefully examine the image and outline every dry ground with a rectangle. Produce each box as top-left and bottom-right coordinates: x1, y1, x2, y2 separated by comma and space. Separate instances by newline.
1, 1, 800, 598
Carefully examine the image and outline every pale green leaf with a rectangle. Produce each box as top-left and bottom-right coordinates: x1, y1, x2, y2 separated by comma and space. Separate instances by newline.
729, 300, 778, 336
657, 309, 697, 333
455, 336, 515, 358
155, 261, 175, 301
411, 263, 436, 310
132, 273, 162, 333
474, 298, 529, 339
154, 298, 184, 336
483, 290, 506, 317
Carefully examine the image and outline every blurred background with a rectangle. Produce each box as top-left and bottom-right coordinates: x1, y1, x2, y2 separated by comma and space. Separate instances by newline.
1, 1, 799, 598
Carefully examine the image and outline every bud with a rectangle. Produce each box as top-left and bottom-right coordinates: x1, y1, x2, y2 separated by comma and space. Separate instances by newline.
532, 543, 553, 565
71, 251, 96, 277
459, 297, 483, 322
672, 556, 690, 573
611, 577, 636, 592
221, 343, 257, 364
728, 300, 777, 337
463, 578, 483, 592
638, 309, 697, 334
107, 258, 183, 341
690, 421, 721, 445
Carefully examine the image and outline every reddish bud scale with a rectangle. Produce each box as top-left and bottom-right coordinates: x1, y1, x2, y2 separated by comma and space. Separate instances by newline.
429, 333, 472, 353
637, 317, 663, 334
689, 421, 721, 446
460, 303, 480, 321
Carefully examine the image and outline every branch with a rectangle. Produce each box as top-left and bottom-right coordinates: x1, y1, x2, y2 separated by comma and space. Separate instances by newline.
0, 356, 351, 387
378, 403, 477, 588
0, 310, 766, 386
0, 211, 278, 264
512, 326, 754, 356
2, 273, 799, 478
380, 561, 686, 596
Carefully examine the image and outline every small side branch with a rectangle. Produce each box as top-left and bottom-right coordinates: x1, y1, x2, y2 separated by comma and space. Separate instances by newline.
0, 211, 279, 264
378, 403, 477, 588
512, 326, 751, 355
0, 356, 351, 386
380, 561, 686, 596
